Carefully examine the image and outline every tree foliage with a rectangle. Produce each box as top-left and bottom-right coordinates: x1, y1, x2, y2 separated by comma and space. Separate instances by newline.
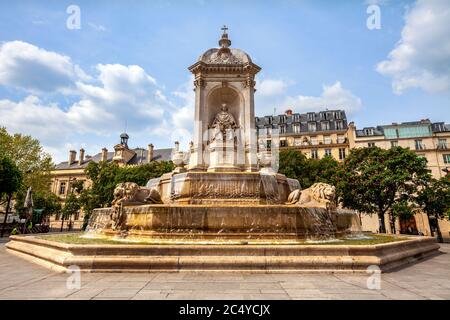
278, 149, 339, 189
79, 160, 174, 216
334, 147, 431, 233
0, 156, 22, 198
0, 127, 54, 213
418, 176, 450, 242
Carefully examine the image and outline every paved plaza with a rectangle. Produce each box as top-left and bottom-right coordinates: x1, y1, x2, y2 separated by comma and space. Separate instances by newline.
0, 240, 449, 300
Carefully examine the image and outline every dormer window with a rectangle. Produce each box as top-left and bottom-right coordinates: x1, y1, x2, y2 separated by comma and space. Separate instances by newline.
364, 128, 374, 136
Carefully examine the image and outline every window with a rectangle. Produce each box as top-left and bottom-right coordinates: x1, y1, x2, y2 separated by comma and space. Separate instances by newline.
323, 136, 332, 144
391, 141, 398, 148
444, 154, 450, 164
336, 121, 344, 130
321, 121, 330, 131
310, 137, 318, 145
364, 128, 374, 136
279, 115, 286, 124
307, 113, 315, 121
280, 140, 287, 147
280, 125, 285, 134
415, 139, 425, 150
294, 138, 302, 146
368, 142, 375, 147
74, 211, 80, 221
266, 140, 272, 149
335, 111, 342, 119
266, 127, 272, 136
311, 149, 319, 159
325, 149, 332, 157
293, 124, 301, 133
337, 135, 346, 144
59, 182, 66, 195
267, 117, 273, 124
438, 139, 448, 150
339, 148, 346, 160
308, 122, 317, 132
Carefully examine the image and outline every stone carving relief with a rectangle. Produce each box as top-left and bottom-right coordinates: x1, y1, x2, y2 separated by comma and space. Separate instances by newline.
205, 51, 242, 64
287, 182, 336, 209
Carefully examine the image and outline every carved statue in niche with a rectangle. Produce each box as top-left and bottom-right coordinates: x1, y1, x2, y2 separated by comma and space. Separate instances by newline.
209, 103, 238, 143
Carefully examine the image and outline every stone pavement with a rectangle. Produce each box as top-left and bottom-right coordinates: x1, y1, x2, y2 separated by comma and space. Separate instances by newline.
0, 242, 449, 300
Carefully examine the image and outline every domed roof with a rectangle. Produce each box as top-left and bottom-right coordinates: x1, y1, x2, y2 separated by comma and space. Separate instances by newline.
197, 26, 252, 65
198, 48, 252, 64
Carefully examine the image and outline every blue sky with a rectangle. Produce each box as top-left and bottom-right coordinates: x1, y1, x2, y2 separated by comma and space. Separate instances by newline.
0, 0, 449, 162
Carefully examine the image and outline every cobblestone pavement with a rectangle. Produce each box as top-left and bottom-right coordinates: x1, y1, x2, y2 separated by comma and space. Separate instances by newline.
0, 242, 449, 300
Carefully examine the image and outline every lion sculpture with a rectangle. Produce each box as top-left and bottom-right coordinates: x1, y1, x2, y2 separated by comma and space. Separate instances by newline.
287, 182, 336, 209
110, 182, 163, 231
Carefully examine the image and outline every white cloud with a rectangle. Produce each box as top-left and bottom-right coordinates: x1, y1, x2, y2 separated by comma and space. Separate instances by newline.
255, 77, 360, 116
376, 0, 450, 94
258, 79, 288, 96
0, 41, 191, 162
88, 22, 107, 32
282, 81, 362, 113
0, 41, 89, 94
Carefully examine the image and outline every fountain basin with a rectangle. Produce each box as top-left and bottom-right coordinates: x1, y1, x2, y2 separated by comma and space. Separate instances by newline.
5, 234, 440, 273
154, 171, 299, 205
88, 204, 350, 240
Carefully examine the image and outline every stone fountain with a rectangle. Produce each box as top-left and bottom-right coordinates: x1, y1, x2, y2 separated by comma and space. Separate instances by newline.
86, 28, 349, 242
6, 28, 439, 272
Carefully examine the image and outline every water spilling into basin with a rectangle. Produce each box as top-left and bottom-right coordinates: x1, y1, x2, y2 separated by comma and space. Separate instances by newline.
259, 172, 281, 204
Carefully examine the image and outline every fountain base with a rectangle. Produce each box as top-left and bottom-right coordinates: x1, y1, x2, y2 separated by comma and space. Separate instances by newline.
6, 234, 440, 273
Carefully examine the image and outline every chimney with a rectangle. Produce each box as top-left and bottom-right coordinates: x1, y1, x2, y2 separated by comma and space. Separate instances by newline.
147, 144, 154, 162
68, 150, 76, 165
174, 141, 180, 152
285, 109, 293, 116
101, 148, 108, 162
78, 148, 85, 165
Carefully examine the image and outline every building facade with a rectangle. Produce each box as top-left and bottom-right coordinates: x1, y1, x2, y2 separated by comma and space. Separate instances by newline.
355, 119, 450, 179
354, 119, 450, 240
256, 112, 450, 241
49, 133, 172, 230
255, 109, 355, 162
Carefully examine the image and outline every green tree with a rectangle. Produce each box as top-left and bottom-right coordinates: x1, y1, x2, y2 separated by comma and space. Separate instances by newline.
335, 147, 431, 233
0, 156, 22, 237
418, 176, 450, 243
61, 192, 81, 231
278, 150, 339, 188
0, 127, 54, 214
78, 160, 174, 227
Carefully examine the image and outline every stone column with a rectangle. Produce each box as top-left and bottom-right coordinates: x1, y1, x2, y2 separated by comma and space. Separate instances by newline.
189, 78, 207, 171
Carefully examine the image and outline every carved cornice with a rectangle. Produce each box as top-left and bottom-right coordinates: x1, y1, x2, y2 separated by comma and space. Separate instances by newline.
188, 61, 261, 75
